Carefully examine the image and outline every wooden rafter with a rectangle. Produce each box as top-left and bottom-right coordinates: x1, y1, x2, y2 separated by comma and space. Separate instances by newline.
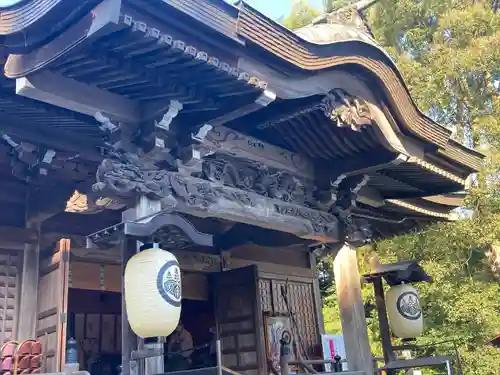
0, 111, 102, 161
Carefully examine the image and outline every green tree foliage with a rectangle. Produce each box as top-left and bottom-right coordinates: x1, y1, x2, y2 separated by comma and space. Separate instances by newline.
282, 1, 320, 30
323, 0, 358, 13
284, 1, 500, 374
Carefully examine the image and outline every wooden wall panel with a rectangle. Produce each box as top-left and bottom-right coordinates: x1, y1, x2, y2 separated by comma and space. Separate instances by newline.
230, 245, 309, 268
104, 264, 121, 293
37, 240, 70, 373
69, 260, 207, 300
0, 251, 20, 345
230, 258, 314, 280
69, 261, 121, 292
69, 262, 100, 290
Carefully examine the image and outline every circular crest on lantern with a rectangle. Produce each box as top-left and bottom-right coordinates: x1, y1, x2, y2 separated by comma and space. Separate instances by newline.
396, 291, 421, 320
156, 260, 182, 307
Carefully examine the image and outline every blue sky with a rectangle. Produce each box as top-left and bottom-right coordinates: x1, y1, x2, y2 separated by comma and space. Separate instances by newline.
226, 0, 323, 21
0, 1, 322, 22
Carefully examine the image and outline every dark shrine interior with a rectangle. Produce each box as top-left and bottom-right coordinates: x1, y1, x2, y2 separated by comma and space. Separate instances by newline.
66, 288, 215, 375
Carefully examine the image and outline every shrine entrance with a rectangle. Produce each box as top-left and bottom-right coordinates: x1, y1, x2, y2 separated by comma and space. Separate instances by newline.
64, 269, 217, 375
177, 299, 216, 370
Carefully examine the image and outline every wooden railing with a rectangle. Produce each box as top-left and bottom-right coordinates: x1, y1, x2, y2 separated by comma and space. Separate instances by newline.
280, 357, 366, 375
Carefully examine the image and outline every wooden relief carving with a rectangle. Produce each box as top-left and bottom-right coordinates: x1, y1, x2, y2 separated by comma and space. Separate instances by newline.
92, 153, 340, 241
321, 89, 373, 131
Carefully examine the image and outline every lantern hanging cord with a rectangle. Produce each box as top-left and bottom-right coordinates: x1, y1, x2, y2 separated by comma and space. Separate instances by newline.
280, 280, 309, 360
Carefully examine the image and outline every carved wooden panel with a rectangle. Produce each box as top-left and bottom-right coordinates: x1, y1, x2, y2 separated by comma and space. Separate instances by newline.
0, 251, 20, 345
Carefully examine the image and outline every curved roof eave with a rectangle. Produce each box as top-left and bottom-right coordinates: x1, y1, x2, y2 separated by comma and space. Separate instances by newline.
0, 0, 102, 54
235, 2, 483, 172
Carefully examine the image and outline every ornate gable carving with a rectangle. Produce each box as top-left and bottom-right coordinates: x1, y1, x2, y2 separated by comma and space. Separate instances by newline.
321, 89, 373, 131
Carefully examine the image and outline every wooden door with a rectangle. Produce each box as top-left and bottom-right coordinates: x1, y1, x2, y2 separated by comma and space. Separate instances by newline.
213, 266, 265, 375
37, 239, 70, 372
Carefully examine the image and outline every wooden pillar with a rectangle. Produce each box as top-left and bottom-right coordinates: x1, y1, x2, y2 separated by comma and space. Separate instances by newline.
122, 196, 163, 375
17, 222, 40, 339
144, 340, 164, 375
333, 243, 374, 375
121, 236, 139, 375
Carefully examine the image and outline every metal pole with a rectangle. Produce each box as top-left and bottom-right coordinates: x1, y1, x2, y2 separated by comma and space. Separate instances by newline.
216, 339, 223, 375
279, 338, 291, 375
446, 360, 452, 375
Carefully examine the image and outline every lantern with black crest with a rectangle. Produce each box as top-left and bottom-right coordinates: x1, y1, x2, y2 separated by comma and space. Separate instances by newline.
124, 243, 182, 338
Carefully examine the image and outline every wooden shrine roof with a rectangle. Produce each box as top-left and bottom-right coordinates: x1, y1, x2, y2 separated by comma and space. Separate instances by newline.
0, 0, 484, 242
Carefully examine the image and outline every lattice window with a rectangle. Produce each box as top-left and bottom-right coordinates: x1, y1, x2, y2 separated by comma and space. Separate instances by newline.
0, 251, 20, 345
262, 278, 318, 356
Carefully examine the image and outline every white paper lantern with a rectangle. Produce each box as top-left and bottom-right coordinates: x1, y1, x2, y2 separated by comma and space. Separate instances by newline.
124, 243, 182, 338
386, 283, 423, 339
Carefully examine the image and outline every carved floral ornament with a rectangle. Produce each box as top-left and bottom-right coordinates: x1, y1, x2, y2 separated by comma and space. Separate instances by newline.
327, 7, 368, 32
321, 89, 373, 131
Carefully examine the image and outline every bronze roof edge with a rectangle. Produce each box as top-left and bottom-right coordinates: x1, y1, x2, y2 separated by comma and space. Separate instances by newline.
0, 0, 102, 54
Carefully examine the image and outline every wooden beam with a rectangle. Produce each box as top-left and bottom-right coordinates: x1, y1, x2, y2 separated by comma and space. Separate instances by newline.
0, 225, 87, 249
0, 226, 38, 244
16, 70, 141, 124
0, 243, 25, 251
192, 124, 313, 179
334, 243, 374, 375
